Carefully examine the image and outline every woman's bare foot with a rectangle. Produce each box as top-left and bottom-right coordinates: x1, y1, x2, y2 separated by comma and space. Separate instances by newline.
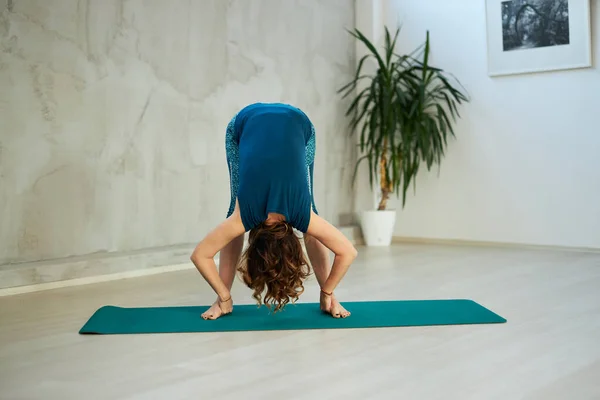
201, 297, 232, 320
320, 292, 351, 318
201, 301, 223, 320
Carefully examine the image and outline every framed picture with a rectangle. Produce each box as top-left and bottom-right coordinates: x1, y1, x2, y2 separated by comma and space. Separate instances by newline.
485, 0, 592, 76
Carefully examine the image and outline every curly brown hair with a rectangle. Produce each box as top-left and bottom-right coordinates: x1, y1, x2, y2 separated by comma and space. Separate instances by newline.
237, 221, 311, 312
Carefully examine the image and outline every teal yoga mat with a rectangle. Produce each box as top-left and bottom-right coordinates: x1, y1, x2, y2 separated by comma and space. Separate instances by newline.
79, 299, 506, 334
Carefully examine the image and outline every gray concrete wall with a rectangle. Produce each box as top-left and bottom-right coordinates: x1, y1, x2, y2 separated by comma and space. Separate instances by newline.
0, 0, 356, 268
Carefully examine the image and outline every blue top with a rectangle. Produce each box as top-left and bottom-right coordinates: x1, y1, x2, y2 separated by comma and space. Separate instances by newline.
225, 103, 318, 233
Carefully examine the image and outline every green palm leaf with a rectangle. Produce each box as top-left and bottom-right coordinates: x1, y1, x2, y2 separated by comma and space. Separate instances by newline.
340, 26, 469, 210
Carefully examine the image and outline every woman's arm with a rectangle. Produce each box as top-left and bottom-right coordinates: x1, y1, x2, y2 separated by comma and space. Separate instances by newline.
190, 209, 246, 301
305, 211, 358, 294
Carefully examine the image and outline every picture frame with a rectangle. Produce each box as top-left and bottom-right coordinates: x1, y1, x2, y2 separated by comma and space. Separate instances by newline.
485, 0, 592, 76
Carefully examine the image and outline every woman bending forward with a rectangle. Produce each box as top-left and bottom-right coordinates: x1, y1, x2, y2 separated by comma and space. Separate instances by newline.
190, 103, 357, 320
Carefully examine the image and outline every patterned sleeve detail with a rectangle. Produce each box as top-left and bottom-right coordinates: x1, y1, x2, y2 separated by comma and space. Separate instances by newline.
305, 123, 318, 214
225, 114, 239, 218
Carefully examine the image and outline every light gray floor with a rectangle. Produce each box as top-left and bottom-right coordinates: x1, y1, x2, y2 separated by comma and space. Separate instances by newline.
1, 243, 599, 400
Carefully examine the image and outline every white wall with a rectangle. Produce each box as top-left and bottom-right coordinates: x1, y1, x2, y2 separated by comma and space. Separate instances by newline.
0, 0, 356, 266
374, 0, 600, 249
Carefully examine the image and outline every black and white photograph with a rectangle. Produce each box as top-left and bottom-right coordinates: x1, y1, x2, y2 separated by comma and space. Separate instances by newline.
485, 0, 591, 76
501, 0, 570, 52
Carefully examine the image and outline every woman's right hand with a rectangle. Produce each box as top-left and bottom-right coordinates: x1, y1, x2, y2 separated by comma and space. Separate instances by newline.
190, 210, 245, 318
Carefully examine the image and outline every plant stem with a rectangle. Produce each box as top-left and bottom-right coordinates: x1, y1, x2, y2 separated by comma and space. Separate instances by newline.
378, 188, 390, 210
378, 137, 392, 210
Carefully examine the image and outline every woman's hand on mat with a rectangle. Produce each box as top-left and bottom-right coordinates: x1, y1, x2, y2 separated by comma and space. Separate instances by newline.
320, 292, 350, 319
201, 296, 233, 320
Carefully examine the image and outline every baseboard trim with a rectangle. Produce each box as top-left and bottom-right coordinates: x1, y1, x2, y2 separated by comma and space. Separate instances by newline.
392, 236, 600, 253
0, 243, 202, 295
0, 262, 197, 297
5, 235, 595, 297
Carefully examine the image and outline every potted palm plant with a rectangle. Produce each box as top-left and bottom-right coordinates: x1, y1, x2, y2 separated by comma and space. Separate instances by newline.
339, 27, 469, 246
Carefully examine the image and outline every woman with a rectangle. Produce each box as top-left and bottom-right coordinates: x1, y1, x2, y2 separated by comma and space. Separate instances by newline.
190, 103, 357, 320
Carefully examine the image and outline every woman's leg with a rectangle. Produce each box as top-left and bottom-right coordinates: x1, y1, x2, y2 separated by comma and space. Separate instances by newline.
202, 115, 244, 320
201, 232, 244, 319
304, 234, 351, 318
219, 233, 245, 290
304, 233, 330, 287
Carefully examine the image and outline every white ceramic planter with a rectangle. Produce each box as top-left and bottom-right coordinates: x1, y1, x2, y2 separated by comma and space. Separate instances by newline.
360, 210, 396, 246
